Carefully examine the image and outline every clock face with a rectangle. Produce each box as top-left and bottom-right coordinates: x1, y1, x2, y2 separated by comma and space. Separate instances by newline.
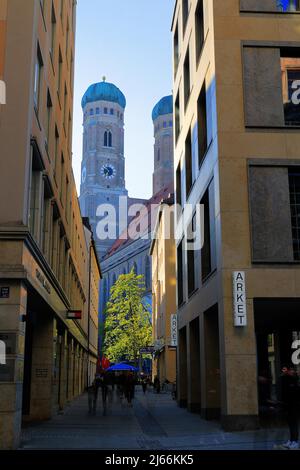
101, 164, 116, 180
81, 167, 87, 183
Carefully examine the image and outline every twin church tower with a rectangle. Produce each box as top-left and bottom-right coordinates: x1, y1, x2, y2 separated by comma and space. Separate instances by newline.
79, 79, 173, 260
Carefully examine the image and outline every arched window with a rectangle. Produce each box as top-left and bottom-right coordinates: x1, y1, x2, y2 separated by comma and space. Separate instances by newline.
104, 130, 112, 147
145, 256, 151, 289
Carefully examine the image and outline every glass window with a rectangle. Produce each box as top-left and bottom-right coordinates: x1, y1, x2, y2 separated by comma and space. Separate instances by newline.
90, 109, 94, 116
163, 121, 167, 128
281, 57, 300, 126
279, 0, 300, 12
104, 107, 108, 114
96, 107, 100, 114
110, 108, 114, 115
34, 45, 43, 110
289, 170, 300, 260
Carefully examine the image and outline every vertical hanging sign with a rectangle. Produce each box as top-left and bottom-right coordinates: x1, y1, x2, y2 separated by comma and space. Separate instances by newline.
233, 271, 247, 327
170, 314, 178, 347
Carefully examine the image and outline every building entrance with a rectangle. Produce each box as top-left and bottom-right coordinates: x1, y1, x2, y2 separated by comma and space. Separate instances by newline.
254, 298, 300, 423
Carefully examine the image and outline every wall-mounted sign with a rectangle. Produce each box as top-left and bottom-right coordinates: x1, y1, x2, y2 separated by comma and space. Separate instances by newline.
170, 314, 178, 346
233, 272, 247, 327
140, 346, 154, 355
0, 287, 10, 299
36, 269, 51, 294
67, 310, 82, 320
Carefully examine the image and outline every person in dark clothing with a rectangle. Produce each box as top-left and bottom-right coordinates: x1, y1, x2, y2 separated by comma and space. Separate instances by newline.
280, 365, 300, 449
124, 372, 135, 406
87, 379, 97, 415
153, 376, 161, 394
95, 372, 109, 414
141, 376, 148, 395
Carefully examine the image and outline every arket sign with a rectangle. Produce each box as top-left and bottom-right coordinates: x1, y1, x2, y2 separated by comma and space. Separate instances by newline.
233, 271, 247, 327
170, 314, 178, 347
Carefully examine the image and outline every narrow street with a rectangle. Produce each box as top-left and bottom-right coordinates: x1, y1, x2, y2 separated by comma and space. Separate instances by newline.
21, 387, 287, 450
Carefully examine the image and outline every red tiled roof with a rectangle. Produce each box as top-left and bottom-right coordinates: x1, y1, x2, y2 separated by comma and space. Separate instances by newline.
103, 185, 173, 259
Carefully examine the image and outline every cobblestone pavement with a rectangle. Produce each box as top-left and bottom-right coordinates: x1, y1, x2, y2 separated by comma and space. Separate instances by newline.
20, 386, 290, 450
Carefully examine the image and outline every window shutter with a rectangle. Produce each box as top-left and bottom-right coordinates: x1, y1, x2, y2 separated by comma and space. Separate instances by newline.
243, 47, 284, 127
249, 166, 294, 262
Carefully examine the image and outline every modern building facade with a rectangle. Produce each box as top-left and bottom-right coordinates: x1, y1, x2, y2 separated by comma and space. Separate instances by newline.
152, 95, 174, 195
0, 0, 100, 449
150, 195, 177, 385
79, 79, 147, 260
172, 0, 300, 430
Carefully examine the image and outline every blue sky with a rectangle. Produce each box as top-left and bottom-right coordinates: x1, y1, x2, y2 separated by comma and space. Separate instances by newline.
72, 0, 174, 199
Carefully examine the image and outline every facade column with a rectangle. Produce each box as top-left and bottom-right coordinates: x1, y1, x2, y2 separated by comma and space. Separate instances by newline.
58, 329, 68, 410
220, 297, 259, 430
29, 310, 53, 421
177, 326, 187, 407
0, 281, 27, 449
187, 318, 201, 413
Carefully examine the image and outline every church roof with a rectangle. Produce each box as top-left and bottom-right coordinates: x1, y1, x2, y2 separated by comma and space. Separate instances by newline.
81, 80, 126, 109
152, 95, 173, 122
103, 185, 173, 260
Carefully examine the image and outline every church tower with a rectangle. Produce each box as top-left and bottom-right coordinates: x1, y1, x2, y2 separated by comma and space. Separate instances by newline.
79, 79, 128, 259
152, 95, 174, 195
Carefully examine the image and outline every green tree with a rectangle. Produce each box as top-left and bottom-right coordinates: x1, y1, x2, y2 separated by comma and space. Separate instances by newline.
103, 270, 152, 364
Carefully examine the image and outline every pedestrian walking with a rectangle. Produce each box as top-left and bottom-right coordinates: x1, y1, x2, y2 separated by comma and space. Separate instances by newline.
87, 379, 97, 415
124, 372, 135, 406
153, 375, 161, 394
141, 376, 147, 395
279, 365, 300, 450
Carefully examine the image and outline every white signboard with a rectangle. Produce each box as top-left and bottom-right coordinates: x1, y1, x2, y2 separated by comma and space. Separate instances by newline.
170, 314, 178, 346
233, 272, 247, 327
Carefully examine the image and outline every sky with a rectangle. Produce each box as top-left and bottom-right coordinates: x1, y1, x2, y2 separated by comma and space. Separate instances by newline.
72, 0, 174, 200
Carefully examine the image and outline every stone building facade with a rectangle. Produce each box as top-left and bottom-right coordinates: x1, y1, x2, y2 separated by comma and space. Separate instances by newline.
0, 0, 101, 449
172, 0, 300, 430
150, 195, 177, 385
152, 96, 174, 195
79, 80, 147, 261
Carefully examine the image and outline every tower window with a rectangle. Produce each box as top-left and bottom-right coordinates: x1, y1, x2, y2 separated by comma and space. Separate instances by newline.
157, 149, 160, 161
110, 108, 114, 115
90, 109, 94, 116
104, 107, 108, 114
163, 121, 167, 128
104, 130, 113, 147
96, 107, 100, 114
